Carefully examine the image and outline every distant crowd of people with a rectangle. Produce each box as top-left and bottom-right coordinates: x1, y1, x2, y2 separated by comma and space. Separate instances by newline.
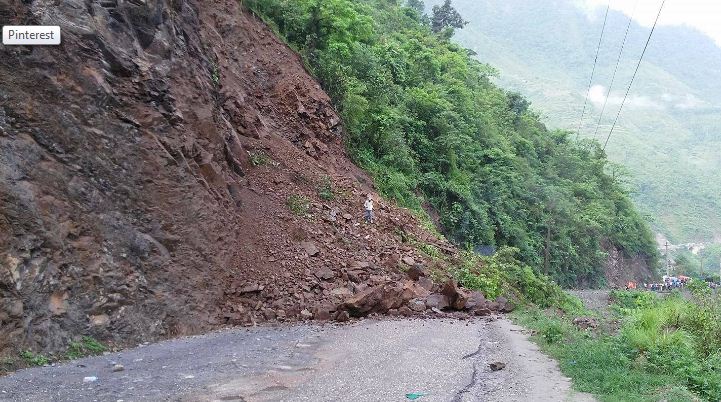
645, 275, 689, 291
626, 276, 690, 291
624, 275, 721, 292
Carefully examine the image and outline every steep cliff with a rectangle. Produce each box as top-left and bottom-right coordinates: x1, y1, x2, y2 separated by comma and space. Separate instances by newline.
0, 0, 457, 356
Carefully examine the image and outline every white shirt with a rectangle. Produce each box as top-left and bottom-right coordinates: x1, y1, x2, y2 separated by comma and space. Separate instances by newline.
364, 199, 374, 211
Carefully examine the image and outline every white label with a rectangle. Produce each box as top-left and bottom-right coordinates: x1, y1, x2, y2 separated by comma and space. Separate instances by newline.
2, 26, 61, 45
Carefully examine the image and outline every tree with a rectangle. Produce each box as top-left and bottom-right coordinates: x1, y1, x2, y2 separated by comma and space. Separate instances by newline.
431, 0, 467, 34
406, 0, 425, 14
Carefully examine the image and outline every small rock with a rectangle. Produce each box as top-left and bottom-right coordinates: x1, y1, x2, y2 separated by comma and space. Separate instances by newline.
350, 261, 371, 270
300, 309, 313, 319
401, 256, 416, 266
408, 298, 426, 312
406, 265, 426, 281
112, 364, 124, 372
314, 267, 335, 281
441, 279, 462, 307
6, 299, 23, 318
334, 310, 350, 322
83, 376, 98, 383
89, 314, 110, 327
300, 242, 320, 256
342, 213, 353, 221
263, 308, 277, 320
495, 296, 515, 313
330, 287, 353, 297
238, 283, 260, 294
312, 305, 333, 321
398, 306, 413, 316
347, 270, 364, 283
417, 276, 435, 292
489, 362, 506, 371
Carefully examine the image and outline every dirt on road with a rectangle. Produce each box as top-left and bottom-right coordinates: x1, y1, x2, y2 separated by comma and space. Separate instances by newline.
0, 318, 594, 402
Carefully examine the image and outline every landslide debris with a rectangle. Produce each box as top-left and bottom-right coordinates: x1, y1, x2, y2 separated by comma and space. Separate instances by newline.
0, 0, 507, 358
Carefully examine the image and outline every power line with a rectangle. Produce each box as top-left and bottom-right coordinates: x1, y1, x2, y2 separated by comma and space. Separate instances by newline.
576, 0, 611, 140
603, 0, 667, 150
592, 1, 638, 140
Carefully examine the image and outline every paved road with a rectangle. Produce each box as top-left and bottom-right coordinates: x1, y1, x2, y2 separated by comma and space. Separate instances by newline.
0, 318, 594, 402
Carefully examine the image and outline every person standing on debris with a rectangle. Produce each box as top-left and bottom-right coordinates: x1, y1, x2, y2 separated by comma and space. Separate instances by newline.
364, 193, 374, 224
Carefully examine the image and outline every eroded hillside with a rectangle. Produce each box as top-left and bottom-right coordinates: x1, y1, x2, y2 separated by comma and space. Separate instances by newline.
0, 0, 466, 356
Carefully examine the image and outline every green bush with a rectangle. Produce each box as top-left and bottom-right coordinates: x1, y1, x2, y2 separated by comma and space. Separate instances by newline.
454, 247, 581, 312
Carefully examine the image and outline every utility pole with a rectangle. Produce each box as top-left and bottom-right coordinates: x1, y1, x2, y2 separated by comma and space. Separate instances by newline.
701, 255, 704, 279
665, 241, 671, 277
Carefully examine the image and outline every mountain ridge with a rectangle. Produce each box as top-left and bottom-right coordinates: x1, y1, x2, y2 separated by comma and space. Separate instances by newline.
432, 0, 721, 243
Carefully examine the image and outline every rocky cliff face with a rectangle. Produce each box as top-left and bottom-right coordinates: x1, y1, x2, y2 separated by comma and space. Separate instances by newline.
0, 0, 461, 356
601, 241, 656, 288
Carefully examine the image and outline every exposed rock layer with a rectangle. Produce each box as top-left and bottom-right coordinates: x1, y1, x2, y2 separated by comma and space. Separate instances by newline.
0, 0, 461, 354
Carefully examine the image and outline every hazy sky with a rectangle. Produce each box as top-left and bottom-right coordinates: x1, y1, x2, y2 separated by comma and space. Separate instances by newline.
583, 0, 721, 46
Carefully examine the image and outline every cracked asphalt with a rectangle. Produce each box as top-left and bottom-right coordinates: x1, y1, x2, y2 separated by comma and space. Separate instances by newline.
0, 318, 594, 402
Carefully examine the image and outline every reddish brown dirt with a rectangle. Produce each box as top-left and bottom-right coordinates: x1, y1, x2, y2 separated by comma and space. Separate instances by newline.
0, 0, 463, 357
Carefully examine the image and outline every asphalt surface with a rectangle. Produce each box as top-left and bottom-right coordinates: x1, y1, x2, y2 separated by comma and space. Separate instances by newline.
0, 318, 595, 402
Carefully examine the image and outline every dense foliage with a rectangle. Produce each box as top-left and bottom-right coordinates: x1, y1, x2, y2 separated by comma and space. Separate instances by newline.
246, 0, 658, 286
440, 0, 721, 243
455, 247, 581, 311
519, 288, 721, 401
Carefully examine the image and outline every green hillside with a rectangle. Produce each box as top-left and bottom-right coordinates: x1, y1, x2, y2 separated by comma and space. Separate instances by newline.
247, 0, 657, 287
429, 0, 721, 243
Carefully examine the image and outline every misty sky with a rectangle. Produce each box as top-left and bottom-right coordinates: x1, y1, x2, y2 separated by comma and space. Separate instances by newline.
583, 0, 721, 46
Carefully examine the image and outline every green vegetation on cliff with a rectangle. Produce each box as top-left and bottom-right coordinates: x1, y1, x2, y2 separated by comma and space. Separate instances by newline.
247, 0, 658, 287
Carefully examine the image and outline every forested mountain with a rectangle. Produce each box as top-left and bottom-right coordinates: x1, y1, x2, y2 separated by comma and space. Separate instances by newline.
428, 0, 721, 244
247, 0, 658, 286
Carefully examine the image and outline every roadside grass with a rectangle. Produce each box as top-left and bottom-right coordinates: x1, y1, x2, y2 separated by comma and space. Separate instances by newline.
3, 336, 109, 374
513, 307, 692, 402
513, 284, 721, 402
19, 351, 50, 367
66, 336, 107, 360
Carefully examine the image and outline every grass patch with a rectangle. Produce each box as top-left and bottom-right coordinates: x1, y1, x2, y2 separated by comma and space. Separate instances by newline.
317, 175, 334, 201
286, 194, 310, 216
66, 336, 107, 360
249, 151, 271, 166
19, 351, 50, 367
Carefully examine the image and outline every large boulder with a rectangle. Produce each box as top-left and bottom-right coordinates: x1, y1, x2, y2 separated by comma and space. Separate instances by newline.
495, 296, 515, 313
342, 282, 404, 316
441, 279, 462, 307
401, 280, 431, 300
425, 293, 450, 310
341, 280, 432, 317
406, 265, 426, 281
463, 291, 492, 316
